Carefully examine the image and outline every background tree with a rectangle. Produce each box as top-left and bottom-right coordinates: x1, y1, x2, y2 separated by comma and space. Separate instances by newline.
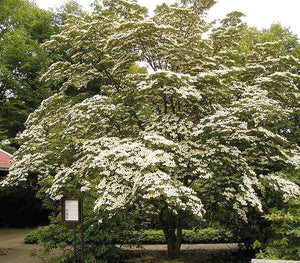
2, 0, 299, 260
238, 23, 300, 146
0, 0, 58, 228
0, 0, 56, 148
0, 0, 87, 228
0, 0, 86, 150
50, 0, 86, 29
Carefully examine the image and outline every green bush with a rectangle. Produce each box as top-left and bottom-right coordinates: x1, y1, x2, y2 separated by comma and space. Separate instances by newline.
117, 230, 165, 244
25, 227, 235, 246
255, 199, 300, 260
138, 230, 165, 244
24, 213, 127, 263
117, 228, 235, 244
24, 230, 39, 244
182, 228, 234, 244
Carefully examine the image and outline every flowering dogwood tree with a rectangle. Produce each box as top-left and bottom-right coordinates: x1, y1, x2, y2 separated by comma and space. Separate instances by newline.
2, 0, 300, 259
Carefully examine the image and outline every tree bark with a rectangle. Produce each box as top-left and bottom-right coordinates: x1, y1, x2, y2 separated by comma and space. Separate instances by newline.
160, 211, 182, 259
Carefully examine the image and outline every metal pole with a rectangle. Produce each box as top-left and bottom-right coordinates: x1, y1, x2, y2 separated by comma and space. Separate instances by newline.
74, 222, 77, 263
80, 197, 84, 263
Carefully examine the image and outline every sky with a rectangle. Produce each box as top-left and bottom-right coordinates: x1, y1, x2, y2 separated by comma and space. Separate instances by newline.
34, 0, 300, 38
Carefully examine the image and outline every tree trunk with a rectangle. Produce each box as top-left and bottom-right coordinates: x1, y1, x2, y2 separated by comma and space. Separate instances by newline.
166, 227, 182, 259
160, 211, 183, 259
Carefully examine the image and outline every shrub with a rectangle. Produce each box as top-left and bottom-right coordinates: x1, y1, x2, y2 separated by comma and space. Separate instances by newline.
117, 228, 235, 244
25, 227, 236, 246
138, 230, 166, 244
24, 230, 39, 244
255, 199, 300, 260
182, 228, 234, 244
24, 213, 126, 263
117, 230, 165, 245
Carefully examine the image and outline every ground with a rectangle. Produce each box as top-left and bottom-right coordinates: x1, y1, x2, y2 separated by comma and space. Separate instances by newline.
0, 229, 61, 263
0, 228, 43, 263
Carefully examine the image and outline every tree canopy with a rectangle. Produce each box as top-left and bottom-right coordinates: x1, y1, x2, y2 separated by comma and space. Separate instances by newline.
2, 0, 300, 259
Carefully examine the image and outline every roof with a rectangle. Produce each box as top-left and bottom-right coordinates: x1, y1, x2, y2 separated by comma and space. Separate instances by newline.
0, 149, 12, 171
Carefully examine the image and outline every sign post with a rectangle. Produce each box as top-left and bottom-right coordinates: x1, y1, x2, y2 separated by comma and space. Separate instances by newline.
62, 197, 84, 263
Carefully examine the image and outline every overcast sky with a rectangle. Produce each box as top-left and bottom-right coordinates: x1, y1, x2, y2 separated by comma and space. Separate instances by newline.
34, 0, 300, 38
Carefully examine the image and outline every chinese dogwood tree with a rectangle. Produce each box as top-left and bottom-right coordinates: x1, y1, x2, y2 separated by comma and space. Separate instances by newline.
2, 0, 300, 259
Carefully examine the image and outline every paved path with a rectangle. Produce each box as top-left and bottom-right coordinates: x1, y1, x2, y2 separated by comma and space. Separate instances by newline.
117, 243, 238, 251
0, 228, 47, 263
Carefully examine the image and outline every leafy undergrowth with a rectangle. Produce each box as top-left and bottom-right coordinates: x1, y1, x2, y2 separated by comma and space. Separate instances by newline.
24, 228, 236, 245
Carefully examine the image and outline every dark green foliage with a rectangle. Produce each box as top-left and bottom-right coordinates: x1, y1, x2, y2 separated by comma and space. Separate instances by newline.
0, 184, 49, 227
117, 230, 166, 245
255, 199, 300, 260
23, 195, 129, 263
25, 227, 236, 246
183, 228, 235, 244
24, 230, 39, 244
24, 219, 125, 262
215, 208, 272, 251
119, 228, 235, 244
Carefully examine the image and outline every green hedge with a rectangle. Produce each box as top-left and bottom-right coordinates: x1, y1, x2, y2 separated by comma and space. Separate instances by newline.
183, 228, 235, 244
25, 227, 236, 245
24, 227, 236, 245
117, 228, 235, 244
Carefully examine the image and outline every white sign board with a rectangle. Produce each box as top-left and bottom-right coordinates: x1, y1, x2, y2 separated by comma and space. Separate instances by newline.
65, 200, 79, 221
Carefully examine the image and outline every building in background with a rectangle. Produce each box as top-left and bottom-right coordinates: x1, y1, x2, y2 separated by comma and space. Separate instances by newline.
0, 149, 11, 176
